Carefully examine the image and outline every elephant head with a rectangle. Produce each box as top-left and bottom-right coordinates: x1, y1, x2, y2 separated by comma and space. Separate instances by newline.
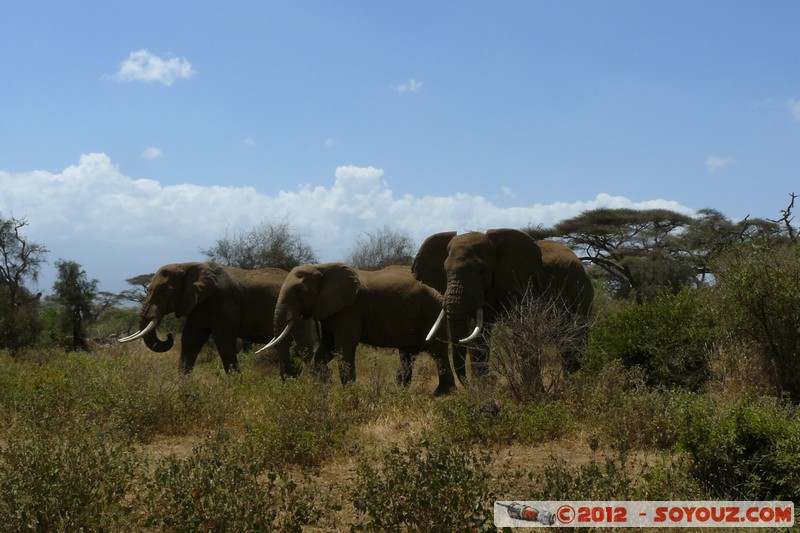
412, 229, 545, 379
264, 263, 360, 375
118, 262, 219, 352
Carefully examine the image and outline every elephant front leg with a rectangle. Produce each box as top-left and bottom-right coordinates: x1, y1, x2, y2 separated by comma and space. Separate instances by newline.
214, 335, 241, 374
337, 345, 357, 386
179, 328, 212, 374
430, 340, 457, 395
470, 330, 492, 379
396, 348, 417, 387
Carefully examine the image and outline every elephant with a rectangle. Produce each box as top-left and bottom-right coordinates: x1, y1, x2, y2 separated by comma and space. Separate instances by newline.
412, 228, 594, 383
118, 262, 316, 374
261, 263, 457, 395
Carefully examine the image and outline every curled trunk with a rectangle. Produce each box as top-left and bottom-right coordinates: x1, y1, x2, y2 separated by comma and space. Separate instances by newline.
140, 315, 173, 352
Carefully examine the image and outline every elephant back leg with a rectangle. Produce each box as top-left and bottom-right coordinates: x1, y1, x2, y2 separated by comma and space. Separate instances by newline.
179, 328, 212, 374
396, 347, 418, 387
214, 335, 240, 374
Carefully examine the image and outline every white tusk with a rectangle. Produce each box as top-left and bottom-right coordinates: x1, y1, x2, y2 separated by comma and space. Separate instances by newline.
425, 309, 446, 341
117, 319, 158, 343
459, 308, 484, 343
256, 323, 293, 354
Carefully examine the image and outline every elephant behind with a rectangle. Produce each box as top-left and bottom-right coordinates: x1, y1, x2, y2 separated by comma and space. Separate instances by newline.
118, 262, 316, 374
262, 263, 457, 395
412, 228, 594, 383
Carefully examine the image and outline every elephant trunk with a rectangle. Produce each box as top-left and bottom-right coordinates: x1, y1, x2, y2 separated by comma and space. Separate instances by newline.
139, 299, 174, 353
272, 298, 299, 378
443, 274, 487, 382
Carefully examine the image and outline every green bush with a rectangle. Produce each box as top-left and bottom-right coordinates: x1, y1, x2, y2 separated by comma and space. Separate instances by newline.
351, 438, 495, 532
674, 394, 800, 499
712, 242, 800, 401
586, 290, 716, 390
529, 453, 706, 501
142, 430, 316, 532
0, 422, 142, 531
437, 390, 574, 446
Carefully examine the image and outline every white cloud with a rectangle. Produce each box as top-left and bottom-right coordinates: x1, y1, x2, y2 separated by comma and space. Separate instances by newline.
706, 155, 733, 174
107, 49, 196, 86
0, 153, 695, 293
397, 78, 423, 93
141, 147, 164, 159
788, 99, 800, 121
324, 138, 337, 148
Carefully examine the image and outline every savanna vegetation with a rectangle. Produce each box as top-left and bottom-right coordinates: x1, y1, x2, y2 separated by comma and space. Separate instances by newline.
1, 199, 799, 531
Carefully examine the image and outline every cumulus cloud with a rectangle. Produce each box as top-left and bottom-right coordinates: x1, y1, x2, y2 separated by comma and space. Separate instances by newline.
0, 153, 694, 293
107, 49, 196, 86
706, 155, 733, 174
397, 78, 423, 93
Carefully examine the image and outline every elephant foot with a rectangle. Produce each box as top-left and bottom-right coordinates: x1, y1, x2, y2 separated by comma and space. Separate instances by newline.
312, 364, 332, 384
433, 382, 457, 396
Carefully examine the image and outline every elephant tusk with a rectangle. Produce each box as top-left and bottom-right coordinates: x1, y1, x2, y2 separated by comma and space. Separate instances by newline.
256, 323, 293, 354
117, 319, 158, 343
459, 308, 484, 343
425, 309, 446, 341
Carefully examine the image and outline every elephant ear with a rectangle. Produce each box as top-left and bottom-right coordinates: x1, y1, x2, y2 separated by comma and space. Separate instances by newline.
486, 228, 545, 304
313, 263, 361, 320
412, 231, 456, 294
176, 263, 219, 317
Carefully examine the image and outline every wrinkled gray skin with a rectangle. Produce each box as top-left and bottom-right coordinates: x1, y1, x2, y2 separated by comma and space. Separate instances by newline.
132, 262, 316, 374
412, 229, 594, 384
270, 263, 456, 395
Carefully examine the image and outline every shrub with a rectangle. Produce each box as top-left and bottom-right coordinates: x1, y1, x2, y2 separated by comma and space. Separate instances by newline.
674, 394, 800, 499
0, 422, 142, 531
142, 430, 317, 532
351, 438, 495, 532
491, 291, 592, 401
437, 388, 574, 447
712, 241, 800, 402
586, 289, 715, 390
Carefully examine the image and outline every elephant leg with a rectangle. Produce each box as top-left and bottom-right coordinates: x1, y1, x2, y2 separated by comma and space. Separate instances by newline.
470, 329, 492, 379
311, 325, 335, 382
396, 348, 418, 387
338, 345, 357, 385
179, 328, 212, 374
214, 335, 241, 374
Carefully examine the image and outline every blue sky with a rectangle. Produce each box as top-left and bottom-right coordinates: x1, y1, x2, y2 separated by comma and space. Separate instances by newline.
1, 2, 799, 295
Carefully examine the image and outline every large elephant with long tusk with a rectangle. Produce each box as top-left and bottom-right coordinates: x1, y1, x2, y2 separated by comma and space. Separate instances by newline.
412, 229, 594, 384
119, 262, 316, 374
259, 263, 456, 395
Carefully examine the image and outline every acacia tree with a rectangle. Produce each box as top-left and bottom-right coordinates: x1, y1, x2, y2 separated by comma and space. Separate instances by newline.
201, 220, 317, 270
528, 206, 790, 301
346, 226, 415, 270
0, 214, 48, 354
52, 260, 98, 351
120, 273, 153, 304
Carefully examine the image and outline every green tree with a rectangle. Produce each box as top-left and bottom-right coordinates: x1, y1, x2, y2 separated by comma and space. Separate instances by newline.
52, 260, 98, 351
0, 214, 48, 354
201, 220, 317, 270
528, 208, 695, 301
528, 205, 790, 302
120, 273, 153, 304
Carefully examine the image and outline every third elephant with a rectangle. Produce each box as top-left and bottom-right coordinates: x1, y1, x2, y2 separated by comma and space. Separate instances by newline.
264, 263, 457, 395
412, 228, 594, 383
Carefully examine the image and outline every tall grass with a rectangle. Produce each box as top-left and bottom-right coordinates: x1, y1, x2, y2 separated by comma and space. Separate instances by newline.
1, 335, 797, 530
